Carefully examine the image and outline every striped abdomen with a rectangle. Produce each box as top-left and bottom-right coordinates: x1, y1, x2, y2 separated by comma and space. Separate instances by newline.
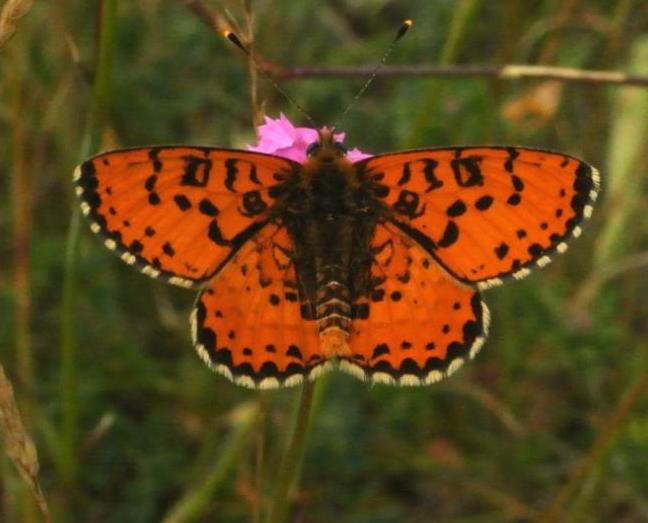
316, 265, 352, 358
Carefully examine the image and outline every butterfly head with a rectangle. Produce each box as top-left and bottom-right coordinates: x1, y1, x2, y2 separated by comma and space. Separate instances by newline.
306, 127, 348, 163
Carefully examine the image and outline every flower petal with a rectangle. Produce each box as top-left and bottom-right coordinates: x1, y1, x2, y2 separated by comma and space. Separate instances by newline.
247, 114, 371, 163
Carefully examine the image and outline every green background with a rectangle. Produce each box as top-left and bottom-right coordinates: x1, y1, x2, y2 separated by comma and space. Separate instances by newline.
2, 1, 648, 521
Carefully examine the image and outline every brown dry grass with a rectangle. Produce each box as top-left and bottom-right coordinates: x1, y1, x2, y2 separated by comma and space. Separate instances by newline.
0, 0, 33, 48
0, 364, 50, 521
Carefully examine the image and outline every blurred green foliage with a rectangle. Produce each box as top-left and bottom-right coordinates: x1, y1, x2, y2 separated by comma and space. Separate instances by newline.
2, 1, 648, 522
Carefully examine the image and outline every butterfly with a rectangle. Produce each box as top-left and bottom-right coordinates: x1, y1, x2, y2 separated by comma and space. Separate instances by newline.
74, 122, 600, 389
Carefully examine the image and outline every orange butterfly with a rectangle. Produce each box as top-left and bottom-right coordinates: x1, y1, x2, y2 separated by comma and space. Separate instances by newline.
74, 119, 599, 388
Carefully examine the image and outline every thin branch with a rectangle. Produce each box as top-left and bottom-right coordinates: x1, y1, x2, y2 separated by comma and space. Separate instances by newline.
445, 382, 526, 437
161, 403, 259, 523
180, 1, 648, 89
570, 250, 648, 314
271, 63, 648, 87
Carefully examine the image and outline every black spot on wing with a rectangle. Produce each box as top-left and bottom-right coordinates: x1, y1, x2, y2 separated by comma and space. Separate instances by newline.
199, 199, 219, 216
504, 147, 519, 173
446, 200, 467, 217
241, 190, 268, 216
372, 343, 390, 359
437, 221, 459, 248
393, 190, 425, 219
181, 156, 212, 187
129, 240, 143, 254
397, 163, 411, 186
174, 194, 191, 211
507, 193, 521, 206
511, 175, 524, 192
144, 175, 157, 192
528, 243, 543, 257
287, 345, 303, 359
148, 148, 163, 172
475, 195, 493, 210
422, 159, 443, 191
208, 220, 230, 246
494, 242, 509, 260
450, 156, 484, 187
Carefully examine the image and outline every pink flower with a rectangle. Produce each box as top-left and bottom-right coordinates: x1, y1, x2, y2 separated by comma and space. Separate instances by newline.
247, 113, 371, 163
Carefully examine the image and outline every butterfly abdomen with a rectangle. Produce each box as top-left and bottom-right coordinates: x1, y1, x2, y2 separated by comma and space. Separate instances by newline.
287, 151, 375, 359
315, 264, 353, 358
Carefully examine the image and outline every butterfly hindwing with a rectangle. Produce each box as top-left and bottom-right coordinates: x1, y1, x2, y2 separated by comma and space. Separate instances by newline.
74, 146, 300, 288
192, 222, 329, 389
357, 147, 600, 289
342, 222, 489, 385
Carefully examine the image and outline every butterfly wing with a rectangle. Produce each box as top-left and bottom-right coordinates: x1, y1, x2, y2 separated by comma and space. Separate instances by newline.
192, 222, 329, 388
357, 147, 600, 289
343, 222, 489, 385
74, 146, 299, 288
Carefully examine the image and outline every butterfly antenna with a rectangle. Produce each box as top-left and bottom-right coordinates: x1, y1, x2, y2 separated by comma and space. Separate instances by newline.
224, 31, 317, 128
333, 19, 413, 129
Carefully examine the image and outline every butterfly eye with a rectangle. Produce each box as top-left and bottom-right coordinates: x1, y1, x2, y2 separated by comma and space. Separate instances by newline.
333, 142, 348, 155
306, 142, 321, 157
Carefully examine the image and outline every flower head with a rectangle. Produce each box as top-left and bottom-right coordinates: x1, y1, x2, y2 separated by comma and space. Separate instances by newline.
247, 113, 370, 163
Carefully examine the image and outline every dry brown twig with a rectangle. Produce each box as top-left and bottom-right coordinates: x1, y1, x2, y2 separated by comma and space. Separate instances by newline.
0, 0, 33, 48
568, 250, 648, 325
181, 0, 648, 89
0, 364, 51, 522
272, 63, 648, 88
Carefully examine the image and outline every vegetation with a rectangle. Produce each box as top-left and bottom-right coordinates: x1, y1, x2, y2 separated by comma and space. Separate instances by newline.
2, 1, 648, 521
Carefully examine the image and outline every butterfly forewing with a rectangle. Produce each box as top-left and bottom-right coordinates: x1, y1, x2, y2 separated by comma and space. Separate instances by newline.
74, 146, 300, 287
357, 147, 600, 289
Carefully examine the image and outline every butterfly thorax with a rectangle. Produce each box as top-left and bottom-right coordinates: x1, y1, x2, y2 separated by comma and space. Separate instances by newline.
279, 129, 381, 359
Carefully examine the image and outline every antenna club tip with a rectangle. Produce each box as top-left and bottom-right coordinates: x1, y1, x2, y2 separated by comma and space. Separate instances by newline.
396, 19, 413, 40
224, 31, 247, 53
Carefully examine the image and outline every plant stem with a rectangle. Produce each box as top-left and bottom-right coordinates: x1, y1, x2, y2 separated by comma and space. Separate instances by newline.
161, 403, 260, 523
59, 0, 117, 492
405, 0, 483, 147
9, 36, 33, 401
239, 4, 269, 520
266, 379, 320, 523
252, 391, 268, 523
537, 353, 648, 523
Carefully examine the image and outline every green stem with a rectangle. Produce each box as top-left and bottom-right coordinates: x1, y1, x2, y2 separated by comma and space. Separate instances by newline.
240, 5, 269, 520
405, 0, 483, 147
161, 403, 260, 523
537, 351, 648, 523
593, 35, 648, 268
252, 391, 269, 523
266, 379, 322, 523
59, 207, 80, 489
59, 0, 117, 490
